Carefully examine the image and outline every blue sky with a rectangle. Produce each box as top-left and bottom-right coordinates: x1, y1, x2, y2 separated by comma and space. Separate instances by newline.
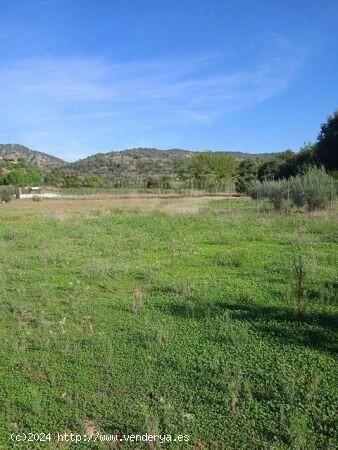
0, 0, 337, 161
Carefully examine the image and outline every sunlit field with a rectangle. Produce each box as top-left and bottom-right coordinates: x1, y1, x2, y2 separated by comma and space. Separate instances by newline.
0, 197, 337, 449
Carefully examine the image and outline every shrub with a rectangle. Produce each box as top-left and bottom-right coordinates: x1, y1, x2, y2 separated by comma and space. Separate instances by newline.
235, 158, 258, 193
0, 185, 15, 202
288, 167, 334, 210
300, 167, 334, 211
82, 175, 104, 188
251, 179, 287, 210
252, 167, 335, 211
145, 177, 160, 189
145, 176, 173, 190
288, 176, 306, 208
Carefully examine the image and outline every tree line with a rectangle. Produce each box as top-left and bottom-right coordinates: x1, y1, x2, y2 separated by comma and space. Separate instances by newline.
0, 158, 43, 187
235, 111, 337, 194
0, 110, 336, 206
44, 110, 336, 194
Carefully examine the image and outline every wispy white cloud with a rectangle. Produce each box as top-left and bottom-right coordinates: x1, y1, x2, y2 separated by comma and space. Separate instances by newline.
0, 47, 301, 157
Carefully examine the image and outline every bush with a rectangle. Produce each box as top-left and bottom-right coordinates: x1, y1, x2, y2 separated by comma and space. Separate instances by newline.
82, 175, 104, 188
300, 167, 334, 211
251, 179, 287, 210
289, 167, 334, 210
176, 151, 236, 192
289, 176, 306, 208
145, 177, 161, 189
0, 185, 15, 203
235, 159, 258, 193
252, 167, 335, 211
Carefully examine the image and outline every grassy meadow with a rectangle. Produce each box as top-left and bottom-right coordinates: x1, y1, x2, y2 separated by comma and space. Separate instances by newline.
0, 197, 337, 449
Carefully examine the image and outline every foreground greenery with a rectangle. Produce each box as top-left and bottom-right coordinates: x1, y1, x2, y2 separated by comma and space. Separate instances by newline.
0, 199, 337, 449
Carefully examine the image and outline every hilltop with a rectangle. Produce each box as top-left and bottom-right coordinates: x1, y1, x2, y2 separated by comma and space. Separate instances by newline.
66, 147, 275, 179
66, 148, 194, 179
0, 144, 65, 169
0, 144, 277, 180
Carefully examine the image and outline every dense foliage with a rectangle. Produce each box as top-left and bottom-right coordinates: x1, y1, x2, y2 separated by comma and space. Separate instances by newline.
45, 152, 237, 192
44, 169, 105, 188
316, 110, 338, 170
176, 152, 236, 191
257, 146, 320, 181
235, 158, 259, 193
0, 159, 43, 187
252, 167, 335, 211
235, 111, 337, 202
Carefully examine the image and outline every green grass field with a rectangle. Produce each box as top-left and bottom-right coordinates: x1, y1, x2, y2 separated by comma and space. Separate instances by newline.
0, 198, 337, 449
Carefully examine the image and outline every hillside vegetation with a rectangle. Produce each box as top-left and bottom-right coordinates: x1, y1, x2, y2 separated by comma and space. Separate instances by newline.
66, 148, 194, 180
0, 144, 65, 169
1, 110, 336, 196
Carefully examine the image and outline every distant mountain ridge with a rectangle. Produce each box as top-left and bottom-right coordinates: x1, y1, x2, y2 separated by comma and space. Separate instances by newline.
0, 144, 65, 169
67, 147, 195, 179
0, 144, 277, 178
66, 147, 277, 179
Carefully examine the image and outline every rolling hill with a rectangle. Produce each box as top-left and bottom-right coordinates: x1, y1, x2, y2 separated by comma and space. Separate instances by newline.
0, 144, 277, 179
65, 148, 276, 179
66, 148, 194, 179
0, 144, 65, 169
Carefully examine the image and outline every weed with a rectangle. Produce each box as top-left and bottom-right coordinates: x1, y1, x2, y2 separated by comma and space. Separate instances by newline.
79, 258, 115, 278
164, 281, 192, 297
132, 287, 143, 313
155, 329, 168, 345
288, 413, 311, 450
227, 367, 243, 417
214, 248, 248, 268
291, 251, 314, 314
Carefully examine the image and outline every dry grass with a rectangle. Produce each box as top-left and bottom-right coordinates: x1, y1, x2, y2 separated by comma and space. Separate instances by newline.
1, 195, 244, 220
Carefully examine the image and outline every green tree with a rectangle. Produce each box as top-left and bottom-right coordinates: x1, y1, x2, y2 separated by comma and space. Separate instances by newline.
82, 175, 104, 187
277, 144, 319, 179
178, 152, 236, 191
258, 159, 279, 181
258, 146, 320, 182
235, 158, 258, 193
44, 169, 64, 187
4, 164, 43, 187
316, 110, 338, 170
61, 173, 82, 188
